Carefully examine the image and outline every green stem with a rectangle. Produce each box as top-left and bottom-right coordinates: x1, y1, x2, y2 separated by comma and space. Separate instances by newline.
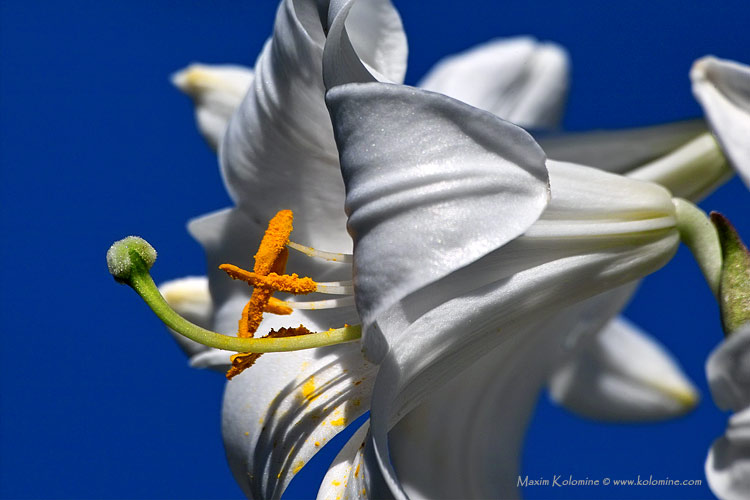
124, 250, 361, 353
673, 198, 722, 298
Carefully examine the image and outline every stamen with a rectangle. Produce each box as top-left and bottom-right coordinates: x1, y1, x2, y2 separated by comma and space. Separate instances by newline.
314, 281, 354, 295
288, 240, 353, 264
274, 296, 356, 310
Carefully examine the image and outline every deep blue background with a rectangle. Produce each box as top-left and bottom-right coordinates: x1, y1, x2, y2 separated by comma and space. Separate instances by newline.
2, 1, 749, 498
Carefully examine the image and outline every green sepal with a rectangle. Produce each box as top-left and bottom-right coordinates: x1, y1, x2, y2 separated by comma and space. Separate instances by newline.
711, 212, 750, 336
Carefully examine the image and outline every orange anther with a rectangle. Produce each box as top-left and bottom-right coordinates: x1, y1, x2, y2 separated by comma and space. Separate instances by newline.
219, 210, 319, 378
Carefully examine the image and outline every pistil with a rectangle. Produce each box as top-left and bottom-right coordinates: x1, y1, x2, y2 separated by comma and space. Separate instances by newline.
107, 210, 361, 379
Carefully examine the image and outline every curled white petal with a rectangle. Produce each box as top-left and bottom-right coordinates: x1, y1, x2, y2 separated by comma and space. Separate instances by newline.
419, 37, 569, 129
322, 0, 407, 89
326, 82, 550, 360
691, 56, 750, 189
172, 63, 253, 151
549, 316, 698, 421
221, 0, 405, 253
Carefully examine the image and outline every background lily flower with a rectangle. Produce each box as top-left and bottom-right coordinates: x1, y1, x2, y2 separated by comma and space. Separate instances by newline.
171, 64, 254, 151
705, 325, 750, 500
691, 56, 750, 189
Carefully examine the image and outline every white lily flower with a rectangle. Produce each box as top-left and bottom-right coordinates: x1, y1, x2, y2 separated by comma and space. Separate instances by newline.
692, 56, 750, 189
158, 1, 724, 498
705, 325, 750, 500
172, 14, 703, 423
416, 37, 568, 129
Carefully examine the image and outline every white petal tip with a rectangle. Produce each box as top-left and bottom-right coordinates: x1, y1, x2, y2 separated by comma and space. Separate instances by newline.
159, 276, 211, 310
550, 318, 701, 421
170, 64, 200, 94
170, 63, 253, 99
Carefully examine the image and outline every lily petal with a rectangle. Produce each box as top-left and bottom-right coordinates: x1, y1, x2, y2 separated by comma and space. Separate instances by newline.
158, 276, 214, 357
317, 421, 370, 500
222, 343, 376, 499
323, 0, 408, 88
537, 120, 707, 174
418, 37, 569, 129
171, 63, 253, 151
326, 82, 549, 358
706, 406, 750, 500
386, 286, 632, 499
691, 56, 750, 188
221, 0, 406, 248
706, 325, 750, 412
549, 316, 699, 421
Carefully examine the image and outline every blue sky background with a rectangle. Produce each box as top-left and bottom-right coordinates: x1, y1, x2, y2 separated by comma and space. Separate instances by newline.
1, 1, 749, 498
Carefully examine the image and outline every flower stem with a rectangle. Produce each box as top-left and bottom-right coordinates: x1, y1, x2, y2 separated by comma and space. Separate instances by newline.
108, 237, 361, 352
673, 198, 722, 298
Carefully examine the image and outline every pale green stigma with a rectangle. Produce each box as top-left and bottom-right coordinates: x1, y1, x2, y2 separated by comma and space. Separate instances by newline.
107, 236, 157, 283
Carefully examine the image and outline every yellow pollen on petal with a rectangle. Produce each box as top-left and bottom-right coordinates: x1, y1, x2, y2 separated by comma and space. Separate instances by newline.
293, 460, 305, 475
330, 417, 347, 426
354, 463, 361, 478
302, 377, 317, 401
